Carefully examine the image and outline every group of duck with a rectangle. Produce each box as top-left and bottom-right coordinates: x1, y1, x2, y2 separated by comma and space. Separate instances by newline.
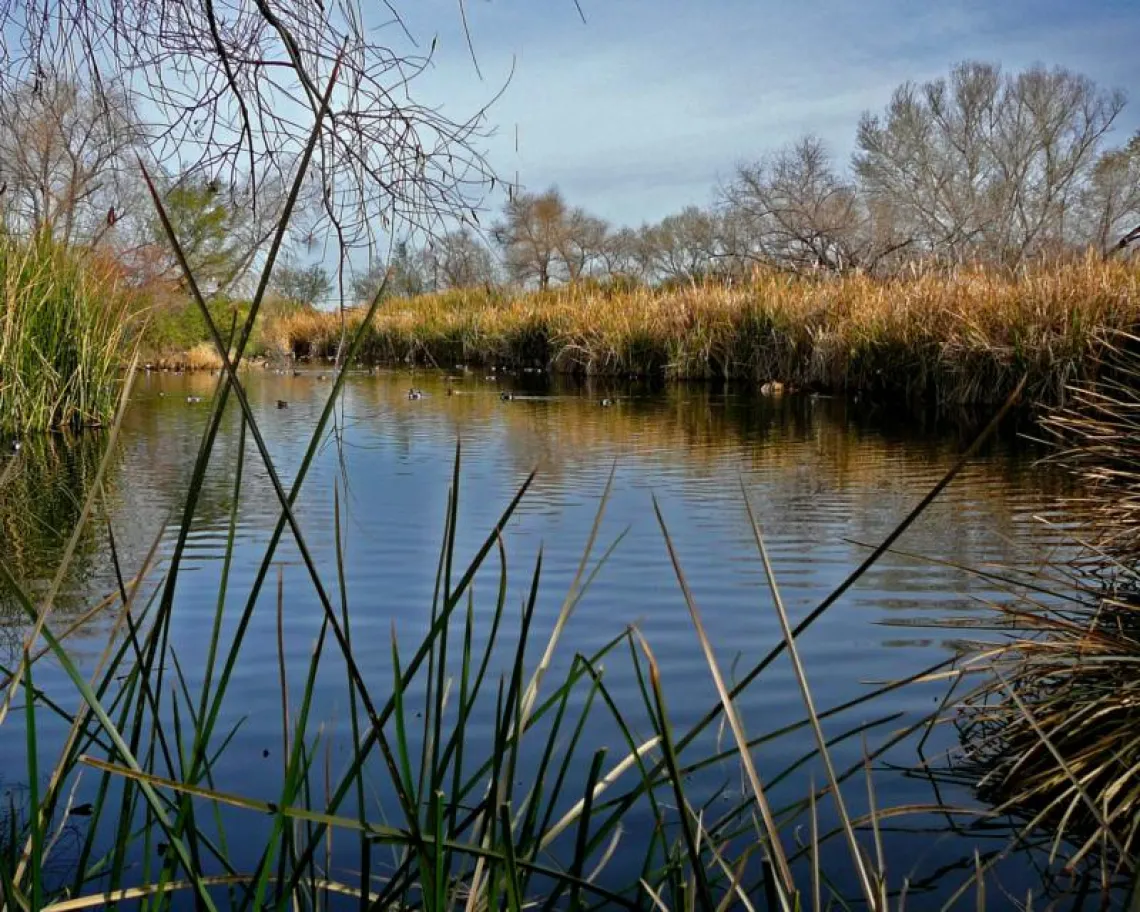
406, 387, 615, 407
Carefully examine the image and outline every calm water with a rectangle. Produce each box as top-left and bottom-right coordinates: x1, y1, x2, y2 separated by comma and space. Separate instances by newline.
1, 369, 1080, 905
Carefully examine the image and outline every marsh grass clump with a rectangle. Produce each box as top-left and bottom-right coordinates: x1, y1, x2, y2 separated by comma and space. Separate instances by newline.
263, 257, 1140, 406
949, 332, 1140, 879
952, 584, 1140, 873
0, 234, 135, 433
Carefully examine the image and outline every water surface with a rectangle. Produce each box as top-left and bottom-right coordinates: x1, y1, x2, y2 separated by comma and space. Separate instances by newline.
0, 368, 1079, 905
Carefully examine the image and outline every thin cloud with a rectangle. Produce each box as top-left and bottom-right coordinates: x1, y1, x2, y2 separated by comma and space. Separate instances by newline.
388, 0, 1140, 226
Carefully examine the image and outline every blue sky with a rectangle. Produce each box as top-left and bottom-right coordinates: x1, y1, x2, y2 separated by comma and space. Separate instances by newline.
391, 0, 1140, 228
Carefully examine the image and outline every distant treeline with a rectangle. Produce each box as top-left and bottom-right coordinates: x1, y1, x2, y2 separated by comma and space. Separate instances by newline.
1, 59, 1137, 327
340, 60, 1140, 303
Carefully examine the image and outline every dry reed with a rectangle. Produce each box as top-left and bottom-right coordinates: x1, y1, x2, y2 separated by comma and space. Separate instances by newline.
262, 257, 1140, 406
949, 331, 1140, 883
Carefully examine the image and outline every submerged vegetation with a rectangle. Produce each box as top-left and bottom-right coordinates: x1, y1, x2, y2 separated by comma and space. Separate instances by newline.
0, 235, 135, 433
265, 257, 1140, 406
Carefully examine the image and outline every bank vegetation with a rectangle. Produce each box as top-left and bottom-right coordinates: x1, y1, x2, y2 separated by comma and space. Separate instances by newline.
266, 256, 1140, 407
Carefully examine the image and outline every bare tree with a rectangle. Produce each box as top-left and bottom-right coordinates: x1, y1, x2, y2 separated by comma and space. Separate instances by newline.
854, 61, 1125, 266
558, 209, 609, 281
1079, 132, 1140, 254
423, 228, 498, 289
351, 241, 430, 300
0, 75, 138, 247
0, 1, 499, 273
721, 136, 907, 273
596, 226, 648, 282
492, 188, 570, 290
638, 207, 724, 282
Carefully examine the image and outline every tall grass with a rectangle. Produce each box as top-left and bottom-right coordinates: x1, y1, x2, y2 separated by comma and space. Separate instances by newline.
0, 235, 136, 434
264, 257, 1140, 406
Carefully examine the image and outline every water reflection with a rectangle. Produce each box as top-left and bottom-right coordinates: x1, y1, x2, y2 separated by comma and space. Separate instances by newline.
0, 432, 123, 655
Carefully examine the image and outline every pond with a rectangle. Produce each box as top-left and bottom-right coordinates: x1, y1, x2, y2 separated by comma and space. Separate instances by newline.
0, 367, 1081, 906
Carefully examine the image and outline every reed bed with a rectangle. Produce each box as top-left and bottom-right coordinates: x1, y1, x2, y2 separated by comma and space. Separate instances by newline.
946, 333, 1140, 890
264, 257, 1140, 406
0, 235, 136, 433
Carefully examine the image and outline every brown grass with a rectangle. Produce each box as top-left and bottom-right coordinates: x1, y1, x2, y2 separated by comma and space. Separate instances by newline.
261, 256, 1140, 406
948, 331, 1140, 879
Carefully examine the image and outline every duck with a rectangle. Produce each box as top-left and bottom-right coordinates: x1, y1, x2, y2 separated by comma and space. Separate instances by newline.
760, 381, 785, 396
407, 388, 424, 401
276, 400, 288, 409
186, 396, 203, 404
10, 439, 21, 452
599, 398, 615, 407
292, 369, 302, 377
500, 391, 514, 401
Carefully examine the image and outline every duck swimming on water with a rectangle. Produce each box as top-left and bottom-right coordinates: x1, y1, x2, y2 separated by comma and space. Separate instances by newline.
408, 388, 424, 401
186, 396, 203, 404
599, 398, 614, 407
500, 391, 514, 401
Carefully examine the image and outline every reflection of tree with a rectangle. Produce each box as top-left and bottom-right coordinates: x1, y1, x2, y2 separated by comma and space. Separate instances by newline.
115, 373, 250, 536
337, 372, 1069, 509
0, 432, 119, 654
0, 371, 1076, 667
0, 376, 249, 664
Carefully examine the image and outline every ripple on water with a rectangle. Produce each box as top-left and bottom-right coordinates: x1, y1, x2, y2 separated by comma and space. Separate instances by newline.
0, 370, 1082, 899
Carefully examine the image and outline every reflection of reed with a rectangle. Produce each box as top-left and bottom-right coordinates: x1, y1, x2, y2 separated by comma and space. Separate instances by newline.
0, 431, 118, 634
333, 370, 1065, 490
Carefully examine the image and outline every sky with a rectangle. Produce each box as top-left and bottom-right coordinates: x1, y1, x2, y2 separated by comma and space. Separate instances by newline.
387, 0, 1140, 229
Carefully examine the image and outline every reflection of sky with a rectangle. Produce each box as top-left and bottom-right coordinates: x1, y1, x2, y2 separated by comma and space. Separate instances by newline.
391, 0, 1140, 225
